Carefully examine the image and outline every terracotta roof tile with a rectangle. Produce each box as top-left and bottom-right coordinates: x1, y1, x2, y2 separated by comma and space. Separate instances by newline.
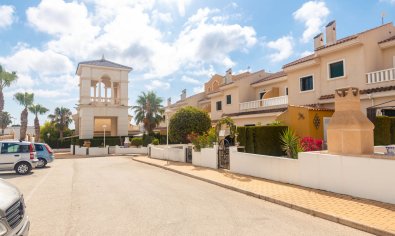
315, 35, 358, 51
282, 54, 316, 69
290, 105, 334, 111
222, 107, 287, 117
251, 71, 287, 85
379, 35, 395, 44
319, 85, 395, 100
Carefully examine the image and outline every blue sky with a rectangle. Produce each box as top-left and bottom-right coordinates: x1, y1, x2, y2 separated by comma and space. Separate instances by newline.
1, 0, 395, 127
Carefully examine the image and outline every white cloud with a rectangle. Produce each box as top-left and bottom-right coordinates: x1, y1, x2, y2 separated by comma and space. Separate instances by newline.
0, 5, 15, 28
158, 0, 191, 17
380, 0, 395, 4
293, 1, 330, 43
193, 86, 204, 94
0, 46, 74, 76
300, 50, 313, 57
181, 75, 200, 84
267, 36, 294, 62
145, 80, 171, 90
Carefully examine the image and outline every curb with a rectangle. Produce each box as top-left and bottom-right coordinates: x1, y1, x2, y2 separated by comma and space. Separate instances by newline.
133, 157, 394, 236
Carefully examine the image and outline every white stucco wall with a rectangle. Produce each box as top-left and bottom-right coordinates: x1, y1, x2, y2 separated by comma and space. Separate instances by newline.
192, 145, 218, 169
75, 146, 87, 155
114, 146, 148, 155
229, 148, 395, 204
88, 147, 109, 156
149, 145, 186, 162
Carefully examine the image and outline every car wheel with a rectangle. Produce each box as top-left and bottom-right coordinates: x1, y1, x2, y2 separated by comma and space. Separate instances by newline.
15, 162, 32, 175
37, 158, 47, 168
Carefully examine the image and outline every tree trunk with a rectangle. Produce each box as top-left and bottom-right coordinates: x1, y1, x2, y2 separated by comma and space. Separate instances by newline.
34, 116, 40, 142
0, 89, 4, 112
59, 129, 64, 140
20, 108, 28, 141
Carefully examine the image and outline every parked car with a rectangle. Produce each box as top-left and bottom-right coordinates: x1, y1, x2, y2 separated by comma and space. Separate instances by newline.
34, 143, 54, 168
0, 178, 30, 235
0, 141, 39, 175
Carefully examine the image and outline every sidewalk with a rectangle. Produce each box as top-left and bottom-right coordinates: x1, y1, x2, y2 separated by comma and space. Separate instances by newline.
133, 156, 395, 236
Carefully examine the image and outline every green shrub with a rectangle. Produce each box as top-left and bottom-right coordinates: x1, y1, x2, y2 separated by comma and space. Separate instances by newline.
374, 116, 392, 145
131, 137, 143, 147
191, 128, 216, 151
390, 118, 395, 144
254, 126, 287, 156
245, 127, 255, 153
169, 106, 211, 144
280, 128, 303, 159
236, 127, 246, 147
152, 138, 159, 145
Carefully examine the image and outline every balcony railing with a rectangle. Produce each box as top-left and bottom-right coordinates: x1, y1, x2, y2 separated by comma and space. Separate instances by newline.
90, 97, 120, 104
366, 67, 395, 84
239, 95, 288, 111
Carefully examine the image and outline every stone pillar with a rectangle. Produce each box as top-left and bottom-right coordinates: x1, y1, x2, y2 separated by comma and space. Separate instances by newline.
98, 80, 102, 100
111, 82, 114, 104
327, 87, 374, 155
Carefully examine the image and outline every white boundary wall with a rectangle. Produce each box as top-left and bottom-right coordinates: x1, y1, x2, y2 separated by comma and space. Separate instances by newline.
114, 146, 148, 155
230, 147, 395, 204
149, 145, 186, 162
192, 145, 218, 169
88, 147, 108, 156
74, 146, 87, 155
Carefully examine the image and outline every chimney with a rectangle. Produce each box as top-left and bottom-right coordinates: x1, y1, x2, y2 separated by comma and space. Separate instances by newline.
167, 97, 171, 106
224, 68, 232, 84
314, 33, 324, 50
180, 89, 186, 100
326, 20, 336, 45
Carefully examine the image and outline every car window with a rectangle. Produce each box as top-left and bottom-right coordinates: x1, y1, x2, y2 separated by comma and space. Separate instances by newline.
1, 143, 20, 154
35, 144, 44, 151
20, 145, 30, 153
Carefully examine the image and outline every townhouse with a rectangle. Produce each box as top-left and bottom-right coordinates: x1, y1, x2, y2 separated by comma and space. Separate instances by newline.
161, 21, 395, 140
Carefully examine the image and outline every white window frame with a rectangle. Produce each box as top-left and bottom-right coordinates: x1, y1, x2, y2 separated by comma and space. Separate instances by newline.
225, 94, 232, 105
216, 101, 222, 111
284, 87, 288, 96
299, 74, 314, 93
327, 59, 346, 80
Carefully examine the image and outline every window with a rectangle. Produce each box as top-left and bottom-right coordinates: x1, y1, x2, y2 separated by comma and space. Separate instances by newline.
226, 95, 232, 104
259, 91, 266, 99
300, 75, 314, 92
20, 145, 30, 153
216, 101, 222, 111
35, 144, 44, 151
1, 143, 20, 154
285, 87, 289, 95
328, 60, 344, 79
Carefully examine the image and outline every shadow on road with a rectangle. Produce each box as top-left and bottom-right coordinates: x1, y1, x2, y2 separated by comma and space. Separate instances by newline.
0, 171, 34, 179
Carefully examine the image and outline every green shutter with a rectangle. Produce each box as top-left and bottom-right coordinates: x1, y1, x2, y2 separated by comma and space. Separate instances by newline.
329, 61, 344, 78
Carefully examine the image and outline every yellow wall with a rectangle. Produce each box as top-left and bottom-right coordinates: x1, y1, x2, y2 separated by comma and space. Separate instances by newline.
277, 106, 334, 140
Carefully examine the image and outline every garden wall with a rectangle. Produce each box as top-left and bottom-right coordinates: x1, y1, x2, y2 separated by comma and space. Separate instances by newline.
149, 145, 186, 162
114, 146, 148, 155
230, 148, 395, 204
192, 145, 218, 169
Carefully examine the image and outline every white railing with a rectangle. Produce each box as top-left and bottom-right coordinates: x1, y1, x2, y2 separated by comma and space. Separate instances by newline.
90, 97, 112, 103
239, 95, 288, 111
366, 67, 395, 84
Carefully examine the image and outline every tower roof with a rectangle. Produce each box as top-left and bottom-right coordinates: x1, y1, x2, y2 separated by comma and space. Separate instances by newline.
76, 57, 133, 74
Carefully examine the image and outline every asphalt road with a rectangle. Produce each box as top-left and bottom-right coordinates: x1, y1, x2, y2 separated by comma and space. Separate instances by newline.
1, 156, 370, 236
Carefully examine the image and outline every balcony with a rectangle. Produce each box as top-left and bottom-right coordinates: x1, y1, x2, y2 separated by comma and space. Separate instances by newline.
366, 67, 395, 84
239, 95, 288, 111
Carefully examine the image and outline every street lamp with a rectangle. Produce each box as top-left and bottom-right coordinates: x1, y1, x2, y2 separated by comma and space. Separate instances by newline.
102, 125, 107, 147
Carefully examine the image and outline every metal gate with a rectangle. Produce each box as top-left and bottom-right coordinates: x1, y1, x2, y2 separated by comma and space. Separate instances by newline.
186, 146, 192, 163
218, 139, 230, 169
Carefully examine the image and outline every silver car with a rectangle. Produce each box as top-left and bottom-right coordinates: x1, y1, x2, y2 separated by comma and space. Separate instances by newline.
0, 179, 30, 236
0, 141, 39, 175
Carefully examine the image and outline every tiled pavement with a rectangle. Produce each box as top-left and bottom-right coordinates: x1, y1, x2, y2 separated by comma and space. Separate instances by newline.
133, 156, 395, 236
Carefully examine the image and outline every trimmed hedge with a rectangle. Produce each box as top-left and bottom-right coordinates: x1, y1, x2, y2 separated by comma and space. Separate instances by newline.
254, 126, 286, 156
245, 127, 255, 153
374, 116, 392, 145
391, 118, 395, 144
237, 126, 287, 156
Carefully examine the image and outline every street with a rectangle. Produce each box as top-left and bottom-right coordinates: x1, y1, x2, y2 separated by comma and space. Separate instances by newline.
1, 156, 370, 236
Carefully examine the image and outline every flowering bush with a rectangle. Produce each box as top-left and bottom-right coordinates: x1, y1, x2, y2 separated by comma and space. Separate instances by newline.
189, 128, 217, 152
300, 137, 323, 151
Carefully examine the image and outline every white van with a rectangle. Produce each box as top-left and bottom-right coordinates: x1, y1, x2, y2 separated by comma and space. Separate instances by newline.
0, 141, 39, 175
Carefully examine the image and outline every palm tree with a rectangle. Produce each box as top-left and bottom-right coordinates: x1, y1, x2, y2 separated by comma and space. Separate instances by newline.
14, 92, 34, 141
132, 91, 164, 134
0, 65, 18, 112
28, 104, 49, 142
48, 107, 73, 139
0, 111, 12, 135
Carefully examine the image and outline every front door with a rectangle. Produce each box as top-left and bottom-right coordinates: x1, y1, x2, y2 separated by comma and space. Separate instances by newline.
323, 117, 331, 149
